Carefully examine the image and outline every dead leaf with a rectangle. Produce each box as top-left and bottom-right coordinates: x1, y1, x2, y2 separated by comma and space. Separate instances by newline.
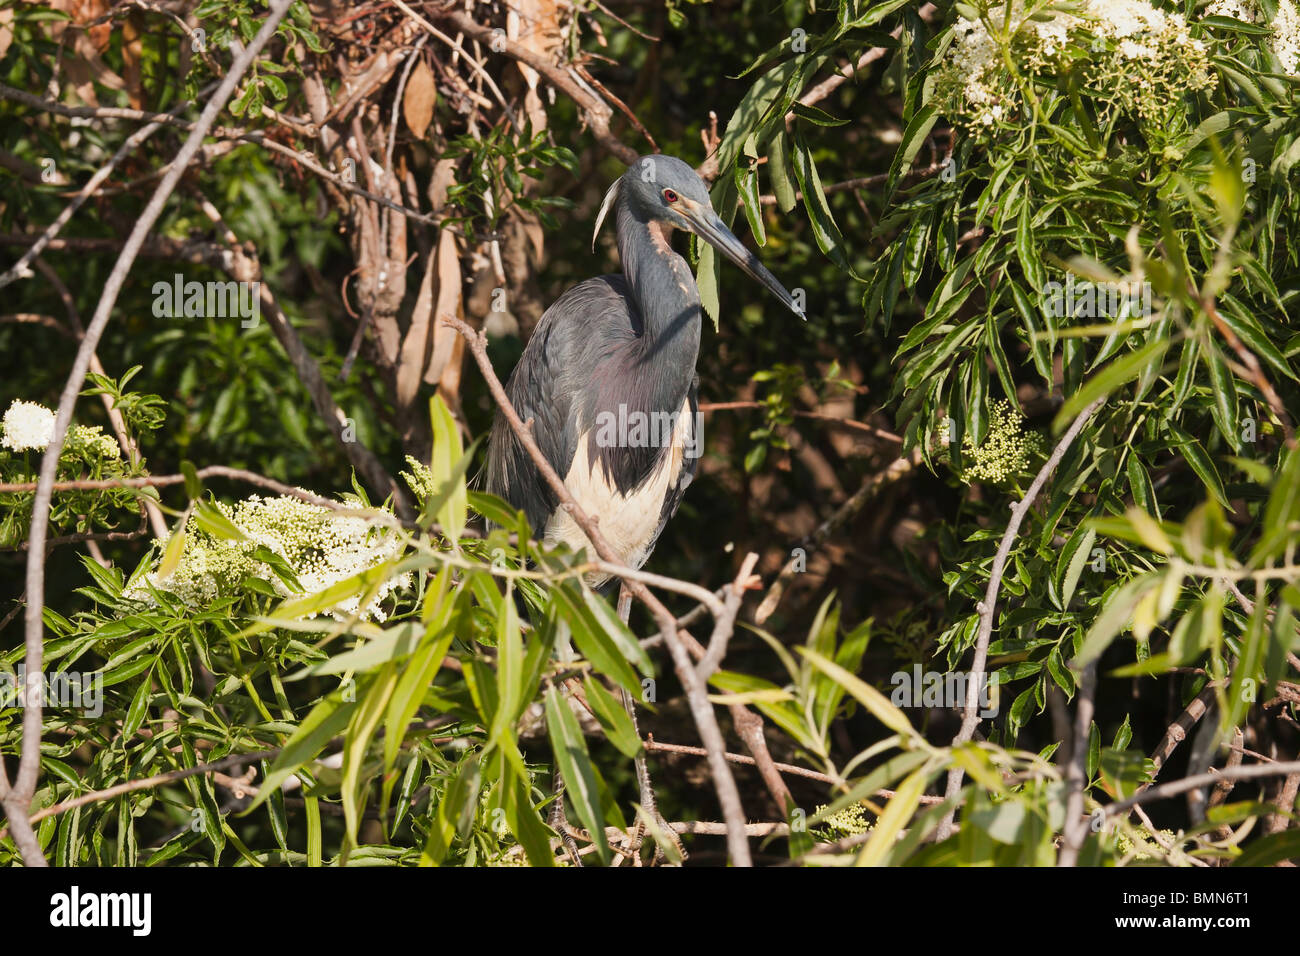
402, 57, 436, 140
425, 229, 464, 386
0, 8, 14, 62
426, 157, 457, 216
121, 12, 144, 110
397, 241, 438, 411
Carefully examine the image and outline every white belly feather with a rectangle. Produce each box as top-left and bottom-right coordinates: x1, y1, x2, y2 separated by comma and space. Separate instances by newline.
544, 398, 693, 587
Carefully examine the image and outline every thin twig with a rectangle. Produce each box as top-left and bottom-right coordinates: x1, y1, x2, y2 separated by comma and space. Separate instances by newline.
1058, 661, 1096, 866
390, 0, 521, 133
19, 751, 279, 832
1102, 760, 1300, 818
756, 448, 922, 624
936, 398, 1105, 841
1148, 681, 1223, 781
787, 4, 936, 117
430, 8, 637, 165
699, 400, 904, 443
0, 84, 215, 289
757, 162, 944, 206
644, 738, 946, 803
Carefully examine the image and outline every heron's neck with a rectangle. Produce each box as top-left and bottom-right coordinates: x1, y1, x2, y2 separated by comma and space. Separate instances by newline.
617, 203, 702, 359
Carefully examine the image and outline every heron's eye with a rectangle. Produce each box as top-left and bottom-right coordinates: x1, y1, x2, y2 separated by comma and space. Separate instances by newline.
663, 188, 679, 204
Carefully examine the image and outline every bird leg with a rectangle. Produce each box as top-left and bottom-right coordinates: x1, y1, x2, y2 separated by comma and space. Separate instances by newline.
549, 766, 584, 866
617, 582, 687, 865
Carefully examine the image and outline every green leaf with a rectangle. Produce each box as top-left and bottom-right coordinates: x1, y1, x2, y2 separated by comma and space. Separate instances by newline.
1224, 599, 1268, 734
709, 670, 820, 751
791, 129, 852, 274
856, 764, 932, 866
1231, 830, 1300, 867
296, 621, 426, 678
181, 460, 202, 499
502, 765, 556, 867
341, 664, 399, 850
1167, 425, 1230, 509
490, 584, 524, 744
544, 687, 610, 863
1053, 338, 1167, 432
121, 666, 154, 738
550, 583, 640, 694
582, 676, 642, 759
421, 754, 480, 866
157, 509, 191, 579
799, 647, 915, 739
582, 586, 653, 676
243, 555, 433, 639
429, 394, 468, 539
887, 103, 938, 198
1055, 526, 1096, 610
811, 750, 931, 824
1072, 573, 1164, 669
190, 501, 248, 541
245, 693, 357, 813
382, 628, 455, 778
1205, 345, 1240, 451
768, 131, 798, 213
735, 161, 767, 247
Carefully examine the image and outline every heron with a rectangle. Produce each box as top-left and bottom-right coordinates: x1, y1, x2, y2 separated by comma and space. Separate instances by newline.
485, 154, 803, 587
483, 155, 801, 864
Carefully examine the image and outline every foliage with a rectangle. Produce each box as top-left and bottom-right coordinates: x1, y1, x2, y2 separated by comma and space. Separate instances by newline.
2, 0, 1299, 868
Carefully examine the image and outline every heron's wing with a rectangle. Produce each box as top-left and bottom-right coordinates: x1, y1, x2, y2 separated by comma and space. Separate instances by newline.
485, 275, 637, 534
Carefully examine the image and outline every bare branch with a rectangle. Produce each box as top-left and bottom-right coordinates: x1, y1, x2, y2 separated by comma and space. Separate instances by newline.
1103, 760, 1300, 819
8, 0, 296, 867
429, 7, 638, 165
0, 83, 215, 290
1057, 661, 1096, 866
936, 397, 1104, 841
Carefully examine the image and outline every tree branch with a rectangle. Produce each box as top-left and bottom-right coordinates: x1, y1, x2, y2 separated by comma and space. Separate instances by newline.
936, 397, 1104, 841
428, 6, 638, 166
7, 0, 296, 867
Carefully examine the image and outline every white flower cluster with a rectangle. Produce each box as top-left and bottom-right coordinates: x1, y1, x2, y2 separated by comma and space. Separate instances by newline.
941, 0, 1212, 127
0, 400, 121, 459
1, 400, 56, 452
400, 455, 437, 500
131, 494, 411, 622
1205, 0, 1300, 72
939, 400, 1044, 484
67, 425, 121, 460
816, 802, 874, 835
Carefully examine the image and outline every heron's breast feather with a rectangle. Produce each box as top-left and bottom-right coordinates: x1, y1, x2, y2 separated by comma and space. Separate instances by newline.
544, 397, 693, 583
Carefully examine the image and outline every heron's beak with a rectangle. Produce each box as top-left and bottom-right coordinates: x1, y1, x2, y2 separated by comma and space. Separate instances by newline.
682, 203, 805, 320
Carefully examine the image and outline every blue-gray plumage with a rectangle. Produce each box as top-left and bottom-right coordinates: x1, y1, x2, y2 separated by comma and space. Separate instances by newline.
486, 155, 803, 588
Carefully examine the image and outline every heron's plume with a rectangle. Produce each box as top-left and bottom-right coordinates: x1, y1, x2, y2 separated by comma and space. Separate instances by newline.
592, 177, 622, 251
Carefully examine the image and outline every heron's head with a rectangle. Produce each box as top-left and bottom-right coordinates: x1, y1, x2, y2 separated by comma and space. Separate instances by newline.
594, 154, 805, 320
